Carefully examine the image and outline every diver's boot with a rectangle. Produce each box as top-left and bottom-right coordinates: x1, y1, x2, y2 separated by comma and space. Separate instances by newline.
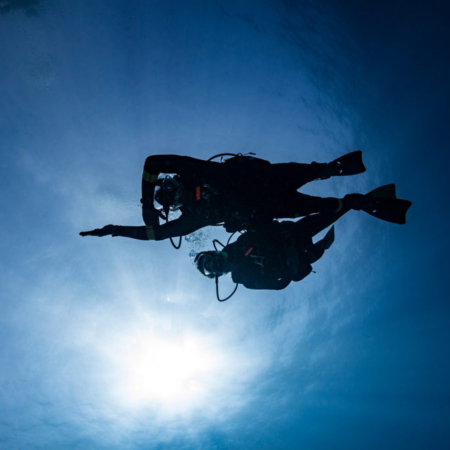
320, 150, 366, 179
344, 184, 412, 224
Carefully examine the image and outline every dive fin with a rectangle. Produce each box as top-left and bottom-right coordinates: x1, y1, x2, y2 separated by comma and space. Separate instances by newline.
365, 184, 411, 224
330, 150, 366, 176
366, 183, 396, 199
345, 184, 411, 224
308, 226, 335, 265
363, 198, 412, 224
315, 225, 335, 250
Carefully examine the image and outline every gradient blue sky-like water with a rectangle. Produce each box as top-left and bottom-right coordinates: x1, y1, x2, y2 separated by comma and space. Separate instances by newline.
1, 1, 449, 449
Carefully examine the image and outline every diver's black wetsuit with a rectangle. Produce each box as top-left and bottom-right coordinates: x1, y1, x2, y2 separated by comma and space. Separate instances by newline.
80, 152, 366, 241
139, 154, 343, 240
222, 205, 350, 290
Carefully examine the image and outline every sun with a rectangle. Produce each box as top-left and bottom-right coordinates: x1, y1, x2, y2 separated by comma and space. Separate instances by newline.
117, 333, 219, 406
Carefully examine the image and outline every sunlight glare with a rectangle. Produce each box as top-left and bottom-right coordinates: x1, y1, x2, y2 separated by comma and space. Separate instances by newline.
119, 333, 219, 406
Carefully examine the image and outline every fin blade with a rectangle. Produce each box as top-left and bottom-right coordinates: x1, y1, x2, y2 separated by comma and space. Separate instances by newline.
316, 225, 335, 250
367, 184, 397, 199
332, 150, 366, 176
365, 198, 412, 224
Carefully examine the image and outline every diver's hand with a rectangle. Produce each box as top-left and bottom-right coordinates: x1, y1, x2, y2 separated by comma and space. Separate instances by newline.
80, 224, 117, 237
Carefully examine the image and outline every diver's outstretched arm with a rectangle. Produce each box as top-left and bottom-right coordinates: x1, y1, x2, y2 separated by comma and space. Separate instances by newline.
143, 154, 218, 178
80, 225, 149, 240
80, 215, 206, 241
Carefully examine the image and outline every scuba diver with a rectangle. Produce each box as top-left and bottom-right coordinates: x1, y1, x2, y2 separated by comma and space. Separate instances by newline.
195, 184, 411, 293
80, 151, 368, 241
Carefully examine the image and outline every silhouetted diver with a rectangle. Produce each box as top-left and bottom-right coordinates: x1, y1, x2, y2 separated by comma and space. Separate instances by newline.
80, 151, 368, 242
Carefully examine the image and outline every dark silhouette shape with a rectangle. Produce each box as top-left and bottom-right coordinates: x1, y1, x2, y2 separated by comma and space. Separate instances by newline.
195, 185, 411, 291
0, 0, 44, 16
80, 151, 368, 241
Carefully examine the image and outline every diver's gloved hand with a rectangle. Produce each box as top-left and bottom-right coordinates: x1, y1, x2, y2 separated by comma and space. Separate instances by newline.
80, 224, 118, 237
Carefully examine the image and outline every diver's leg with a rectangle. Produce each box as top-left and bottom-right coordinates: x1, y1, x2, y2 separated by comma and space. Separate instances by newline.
271, 151, 366, 189
286, 192, 344, 217
294, 204, 351, 238
283, 205, 351, 272
270, 188, 400, 224
271, 162, 330, 189
265, 191, 343, 219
